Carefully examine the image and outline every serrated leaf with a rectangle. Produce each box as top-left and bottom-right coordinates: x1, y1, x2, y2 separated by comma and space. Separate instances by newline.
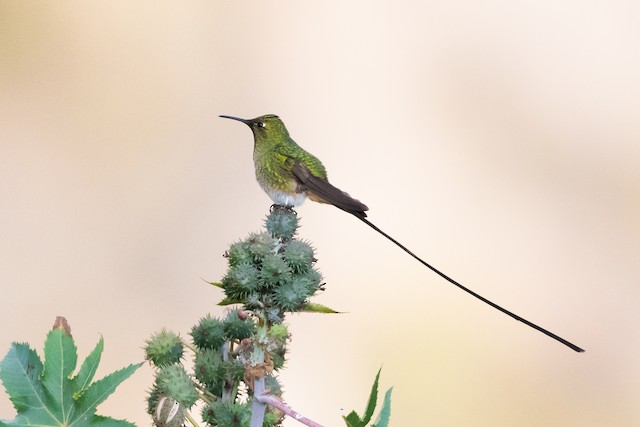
88, 415, 137, 426
75, 363, 142, 419
342, 368, 391, 427
372, 387, 392, 427
42, 328, 78, 423
74, 337, 104, 399
342, 410, 363, 427
217, 297, 243, 306
0, 319, 142, 427
300, 302, 341, 314
0, 343, 58, 425
361, 368, 381, 425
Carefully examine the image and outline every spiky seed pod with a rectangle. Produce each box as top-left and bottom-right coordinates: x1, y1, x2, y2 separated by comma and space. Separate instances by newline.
266, 307, 283, 324
191, 315, 226, 350
269, 324, 288, 343
225, 241, 253, 266
265, 206, 299, 240
264, 375, 284, 398
152, 396, 185, 427
200, 402, 215, 425
282, 239, 315, 273
273, 280, 309, 312
292, 268, 323, 295
145, 329, 184, 367
201, 401, 251, 427
222, 263, 260, 300
220, 276, 245, 303
155, 364, 198, 408
263, 410, 285, 427
200, 403, 214, 425
258, 253, 292, 288
147, 386, 161, 415
223, 310, 255, 340
260, 293, 276, 307
271, 345, 286, 371
244, 293, 262, 311
194, 348, 224, 394
245, 232, 278, 260
223, 359, 246, 384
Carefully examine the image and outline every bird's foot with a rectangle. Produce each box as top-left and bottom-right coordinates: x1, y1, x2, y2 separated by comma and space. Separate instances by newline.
270, 204, 297, 215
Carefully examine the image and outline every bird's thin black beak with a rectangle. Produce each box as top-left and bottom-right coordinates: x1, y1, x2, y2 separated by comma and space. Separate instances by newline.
219, 115, 253, 126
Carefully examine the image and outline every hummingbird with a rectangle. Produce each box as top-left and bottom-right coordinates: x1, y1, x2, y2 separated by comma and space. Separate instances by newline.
219, 114, 584, 353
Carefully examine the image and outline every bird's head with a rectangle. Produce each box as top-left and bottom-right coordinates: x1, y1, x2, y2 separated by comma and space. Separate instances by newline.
219, 114, 290, 143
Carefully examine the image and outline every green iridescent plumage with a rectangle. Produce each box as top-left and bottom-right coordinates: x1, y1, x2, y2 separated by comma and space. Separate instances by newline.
220, 114, 368, 213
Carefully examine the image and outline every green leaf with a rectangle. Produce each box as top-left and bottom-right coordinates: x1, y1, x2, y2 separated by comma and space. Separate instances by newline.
299, 302, 341, 314
360, 368, 381, 425
372, 388, 392, 427
342, 410, 363, 427
74, 337, 104, 399
75, 363, 142, 418
205, 280, 224, 289
0, 343, 58, 425
42, 328, 78, 423
343, 368, 392, 427
217, 296, 243, 306
0, 319, 142, 427
87, 415, 137, 426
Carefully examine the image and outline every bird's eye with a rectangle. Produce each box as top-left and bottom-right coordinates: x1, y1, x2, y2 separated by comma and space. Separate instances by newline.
256, 122, 265, 128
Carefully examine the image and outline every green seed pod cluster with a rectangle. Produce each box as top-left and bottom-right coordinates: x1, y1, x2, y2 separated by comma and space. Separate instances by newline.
145, 207, 329, 426
191, 313, 256, 350
145, 329, 184, 367
221, 208, 323, 317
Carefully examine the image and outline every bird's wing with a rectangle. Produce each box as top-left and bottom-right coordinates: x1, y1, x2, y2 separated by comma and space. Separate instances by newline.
292, 161, 369, 217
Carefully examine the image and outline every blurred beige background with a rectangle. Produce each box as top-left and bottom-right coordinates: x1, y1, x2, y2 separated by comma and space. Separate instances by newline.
1, 1, 639, 426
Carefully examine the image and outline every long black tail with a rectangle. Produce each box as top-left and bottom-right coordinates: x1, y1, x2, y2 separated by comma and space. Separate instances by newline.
350, 213, 584, 352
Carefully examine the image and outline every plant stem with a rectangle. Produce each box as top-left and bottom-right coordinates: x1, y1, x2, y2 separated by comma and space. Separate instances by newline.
185, 411, 200, 427
193, 381, 216, 403
250, 377, 267, 427
182, 339, 198, 354
255, 391, 324, 427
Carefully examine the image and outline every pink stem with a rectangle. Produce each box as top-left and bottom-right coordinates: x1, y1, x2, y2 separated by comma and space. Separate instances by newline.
255, 393, 324, 427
